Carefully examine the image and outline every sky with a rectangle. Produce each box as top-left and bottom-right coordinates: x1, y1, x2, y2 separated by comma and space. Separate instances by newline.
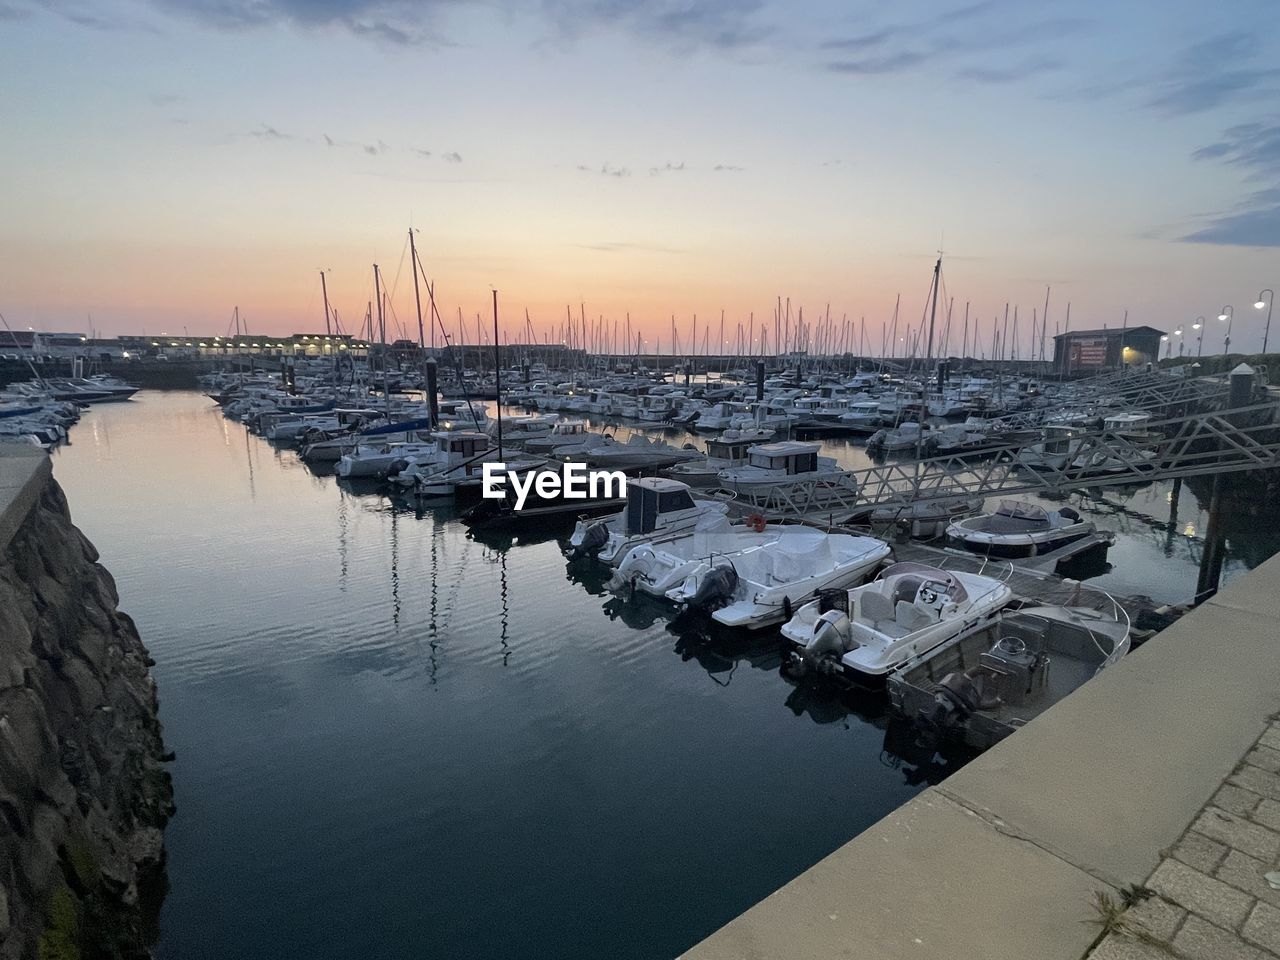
1, 0, 1278, 354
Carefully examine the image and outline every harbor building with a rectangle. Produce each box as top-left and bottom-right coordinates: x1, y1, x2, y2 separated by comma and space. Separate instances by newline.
1052, 325, 1165, 374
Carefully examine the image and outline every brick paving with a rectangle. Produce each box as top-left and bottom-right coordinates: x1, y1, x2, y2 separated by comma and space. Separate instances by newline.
1088, 719, 1280, 959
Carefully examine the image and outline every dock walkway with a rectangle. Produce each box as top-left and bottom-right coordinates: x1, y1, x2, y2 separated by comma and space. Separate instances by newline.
682, 548, 1280, 960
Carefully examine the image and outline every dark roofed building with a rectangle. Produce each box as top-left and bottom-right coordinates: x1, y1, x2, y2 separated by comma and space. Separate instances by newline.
1052, 326, 1165, 374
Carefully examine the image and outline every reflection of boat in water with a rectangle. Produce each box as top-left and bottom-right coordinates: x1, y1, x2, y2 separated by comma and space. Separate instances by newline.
844, 489, 982, 539
946, 501, 1098, 558
782, 562, 1014, 680
889, 602, 1130, 750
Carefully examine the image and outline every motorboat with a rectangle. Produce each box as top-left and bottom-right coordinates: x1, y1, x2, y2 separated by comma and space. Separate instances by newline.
523, 419, 600, 455
866, 421, 932, 454
488, 414, 559, 447
946, 501, 1096, 558
845, 489, 983, 539
609, 525, 815, 599
566, 477, 730, 564
690, 402, 746, 433
717, 441, 855, 496
837, 399, 883, 432
336, 438, 439, 478
889, 601, 1130, 749
661, 429, 774, 487
1015, 421, 1089, 470
664, 531, 892, 629
783, 562, 1014, 679
577, 434, 702, 471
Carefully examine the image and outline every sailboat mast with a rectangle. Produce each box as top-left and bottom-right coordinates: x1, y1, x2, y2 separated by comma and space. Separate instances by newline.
320, 272, 332, 336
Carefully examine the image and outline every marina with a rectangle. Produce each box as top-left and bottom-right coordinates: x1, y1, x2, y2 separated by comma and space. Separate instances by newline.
11, 358, 1279, 958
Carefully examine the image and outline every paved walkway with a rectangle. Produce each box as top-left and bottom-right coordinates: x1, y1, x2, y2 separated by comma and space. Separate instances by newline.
1089, 720, 1280, 960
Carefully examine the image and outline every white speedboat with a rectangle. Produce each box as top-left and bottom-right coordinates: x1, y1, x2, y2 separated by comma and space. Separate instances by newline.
838, 400, 883, 431
665, 531, 892, 629
889, 602, 1130, 749
661, 429, 774, 487
566, 478, 729, 564
523, 419, 599, 455
946, 501, 1096, 558
866, 421, 932, 454
578, 434, 702, 471
717, 440, 855, 496
610, 525, 815, 598
336, 439, 438, 478
783, 562, 1013, 679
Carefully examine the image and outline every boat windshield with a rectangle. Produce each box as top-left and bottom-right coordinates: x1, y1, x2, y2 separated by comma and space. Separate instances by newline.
877, 561, 969, 604
995, 501, 1049, 522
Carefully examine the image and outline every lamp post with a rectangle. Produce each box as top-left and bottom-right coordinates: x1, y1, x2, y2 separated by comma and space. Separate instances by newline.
1257, 290, 1274, 355
1162, 333, 1171, 360
1193, 317, 1204, 357
1218, 305, 1233, 355
1175, 327, 1185, 358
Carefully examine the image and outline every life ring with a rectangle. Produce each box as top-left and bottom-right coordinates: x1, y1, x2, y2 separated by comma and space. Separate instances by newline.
745, 513, 767, 533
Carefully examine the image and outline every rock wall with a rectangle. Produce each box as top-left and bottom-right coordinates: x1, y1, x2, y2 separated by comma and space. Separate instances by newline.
0, 470, 173, 960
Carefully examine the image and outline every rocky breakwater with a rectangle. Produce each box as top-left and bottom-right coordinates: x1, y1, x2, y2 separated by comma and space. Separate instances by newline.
0, 449, 174, 960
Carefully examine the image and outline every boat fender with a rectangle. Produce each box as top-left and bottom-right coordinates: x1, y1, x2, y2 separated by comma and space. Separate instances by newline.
782, 595, 792, 620
744, 513, 767, 533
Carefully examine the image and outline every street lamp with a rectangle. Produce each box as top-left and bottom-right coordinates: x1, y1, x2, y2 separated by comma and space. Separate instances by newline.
1161, 333, 1171, 359
1256, 290, 1274, 354
1192, 317, 1204, 357
1218, 305, 1233, 354
1174, 326, 1185, 358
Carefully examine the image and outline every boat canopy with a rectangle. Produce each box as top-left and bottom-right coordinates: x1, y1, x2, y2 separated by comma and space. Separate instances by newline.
877, 561, 969, 604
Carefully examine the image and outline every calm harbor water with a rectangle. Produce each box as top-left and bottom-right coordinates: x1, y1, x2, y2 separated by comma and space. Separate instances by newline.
50, 391, 1278, 960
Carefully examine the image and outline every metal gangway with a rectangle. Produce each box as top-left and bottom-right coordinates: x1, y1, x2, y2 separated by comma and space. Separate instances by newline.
843, 397, 1280, 513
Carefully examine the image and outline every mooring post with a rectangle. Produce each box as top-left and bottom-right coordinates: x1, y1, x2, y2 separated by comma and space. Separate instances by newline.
1195, 363, 1255, 603
425, 359, 439, 429
1166, 476, 1182, 556
756, 360, 765, 402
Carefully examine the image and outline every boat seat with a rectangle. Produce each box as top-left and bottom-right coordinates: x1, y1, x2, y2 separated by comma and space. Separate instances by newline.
895, 600, 936, 632
858, 591, 895, 624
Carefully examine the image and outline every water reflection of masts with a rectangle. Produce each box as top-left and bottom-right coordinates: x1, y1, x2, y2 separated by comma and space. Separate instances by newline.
499, 549, 510, 666
390, 505, 401, 631
428, 511, 440, 685
243, 423, 257, 499
337, 490, 349, 591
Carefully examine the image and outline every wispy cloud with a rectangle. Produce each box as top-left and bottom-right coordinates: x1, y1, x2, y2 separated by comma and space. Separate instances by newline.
821, 3, 1086, 83
1179, 120, 1280, 247
1146, 33, 1280, 117
250, 124, 295, 141
713, 163, 744, 172
955, 57, 1061, 85
578, 241, 683, 254
542, 0, 772, 51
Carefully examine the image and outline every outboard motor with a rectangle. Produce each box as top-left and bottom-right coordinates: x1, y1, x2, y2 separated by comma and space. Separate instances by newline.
571, 520, 610, 559
792, 610, 854, 677
687, 564, 738, 612
1058, 506, 1081, 522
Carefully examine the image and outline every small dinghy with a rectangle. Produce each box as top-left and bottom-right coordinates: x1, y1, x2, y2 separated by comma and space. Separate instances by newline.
664, 531, 892, 629
889, 602, 1130, 749
946, 501, 1095, 558
566, 478, 730, 564
782, 562, 1013, 680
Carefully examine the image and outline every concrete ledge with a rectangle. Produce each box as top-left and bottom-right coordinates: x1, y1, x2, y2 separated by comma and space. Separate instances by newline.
684, 550, 1280, 960
0, 447, 51, 554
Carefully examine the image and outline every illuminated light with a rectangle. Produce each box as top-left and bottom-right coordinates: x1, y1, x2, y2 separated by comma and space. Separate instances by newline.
1218, 313, 1229, 321
1258, 301, 1269, 310
1160, 335, 1169, 341
339, 344, 348, 350
151, 341, 158, 346
122, 351, 131, 358
1192, 322, 1202, 330
198, 342, 207, 347
1184, 523, 1196, 537
79, 336, 86, 342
